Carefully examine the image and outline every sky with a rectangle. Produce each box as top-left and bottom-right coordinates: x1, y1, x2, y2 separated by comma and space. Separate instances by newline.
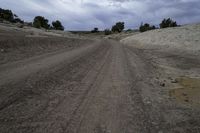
1, 0, 200, 30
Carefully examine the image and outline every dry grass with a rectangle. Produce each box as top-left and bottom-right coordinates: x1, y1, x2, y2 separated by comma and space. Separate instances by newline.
169, 77, 200, 106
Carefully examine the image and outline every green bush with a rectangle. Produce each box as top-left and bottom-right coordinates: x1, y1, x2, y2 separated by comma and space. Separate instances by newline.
91, 27, 99, 33
0, 8, 23, 23
104, 29, 112, 35
0, 8, 13, 21
52, 20, 64, 30
112, 22, 124, 33
33, 16, 50, 29
139, 23, 156, 32
160, 18, 177, 28
14, 18, 24, 24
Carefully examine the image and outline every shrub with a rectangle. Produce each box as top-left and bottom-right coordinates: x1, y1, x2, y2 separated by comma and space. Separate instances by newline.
112, 22, 124, 33
160, 18, 177, 28
139, 23, 156, 32
13, 18, 24, 24
91, 27, 99, 33
104, 29, 112, 35
0, 8, 24, 24
126, 29, 132, 32
52, 20, 64, 30
33, 16, 50, 29
0, 8, 14, 21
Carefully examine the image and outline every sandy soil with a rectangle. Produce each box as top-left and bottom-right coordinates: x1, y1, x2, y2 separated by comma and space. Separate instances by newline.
121, 24, 200, 132
121, 23, 200, 53
0, 23, 200, 133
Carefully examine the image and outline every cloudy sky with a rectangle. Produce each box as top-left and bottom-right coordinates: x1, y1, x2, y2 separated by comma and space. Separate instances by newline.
1, 0, 200, 30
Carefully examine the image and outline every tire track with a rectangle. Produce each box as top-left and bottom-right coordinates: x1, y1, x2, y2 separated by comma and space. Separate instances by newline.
64, 41, 113, 133
0, 40, 110, 133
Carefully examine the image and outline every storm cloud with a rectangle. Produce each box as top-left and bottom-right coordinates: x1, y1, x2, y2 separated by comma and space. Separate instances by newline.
1, 0, 200, 30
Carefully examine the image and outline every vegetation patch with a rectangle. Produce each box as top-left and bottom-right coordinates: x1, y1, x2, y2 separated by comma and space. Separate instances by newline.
139, 23, 156, 32
0, 8, 23, 23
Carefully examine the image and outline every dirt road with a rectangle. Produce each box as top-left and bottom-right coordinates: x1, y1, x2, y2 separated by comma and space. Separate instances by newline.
0, 39, 199, 133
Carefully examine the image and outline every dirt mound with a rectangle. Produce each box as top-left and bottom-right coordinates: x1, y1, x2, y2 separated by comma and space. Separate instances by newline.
121, 23, 200, 53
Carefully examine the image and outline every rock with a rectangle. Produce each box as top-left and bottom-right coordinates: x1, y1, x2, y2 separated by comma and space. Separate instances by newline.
160, 82, 165, 87
171, 79, 178, 83
1, 49, 5, 52
182, 93, 187, 96
185, 99, 189, 102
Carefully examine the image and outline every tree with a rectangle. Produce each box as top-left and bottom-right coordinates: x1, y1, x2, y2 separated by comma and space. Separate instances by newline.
0, 8, 23, 23
112, 22, 124, 33
52, 20, 64, 30
160, 18, 177, 28
33, 16, 50, 29
0, 8, 14, 21
14, 18, 24, 24
104, 29, 112, 35
91, 27, 99, 33
139, 22, 156, 32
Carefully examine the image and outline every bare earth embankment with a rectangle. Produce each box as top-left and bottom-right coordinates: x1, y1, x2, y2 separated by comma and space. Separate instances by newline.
0, 23, 200, 133
0, 23, 93, 65
121, 23, 200, 132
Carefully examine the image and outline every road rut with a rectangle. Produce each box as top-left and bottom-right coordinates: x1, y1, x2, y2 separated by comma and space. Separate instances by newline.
0, 39, 199, 133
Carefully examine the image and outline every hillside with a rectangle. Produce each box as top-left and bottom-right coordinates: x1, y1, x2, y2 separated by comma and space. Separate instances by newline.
121, 23, 200, 53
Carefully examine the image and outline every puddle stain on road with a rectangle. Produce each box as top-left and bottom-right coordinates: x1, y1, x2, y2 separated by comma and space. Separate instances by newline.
169, 77, 200, 106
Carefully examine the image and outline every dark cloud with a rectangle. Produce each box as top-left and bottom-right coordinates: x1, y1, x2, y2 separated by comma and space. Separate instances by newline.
0, 0, 200, 30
